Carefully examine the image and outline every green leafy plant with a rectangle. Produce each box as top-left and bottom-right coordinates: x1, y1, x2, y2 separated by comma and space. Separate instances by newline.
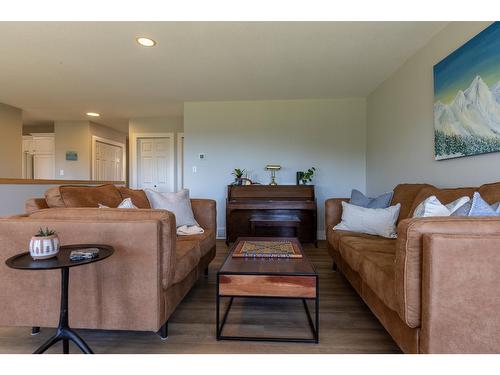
34, 227, 56, 237
299, 167, 316, 184
232, 168, 246, 179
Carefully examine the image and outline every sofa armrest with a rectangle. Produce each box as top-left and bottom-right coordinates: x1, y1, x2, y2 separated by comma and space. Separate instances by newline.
25, 198, 49, 214
0, 216, 168, 331
421, 233, 500, 353
395, 216, 500, 329
191, 199, 217, 233
325, 198, 348, 233
28, 207, 178, 288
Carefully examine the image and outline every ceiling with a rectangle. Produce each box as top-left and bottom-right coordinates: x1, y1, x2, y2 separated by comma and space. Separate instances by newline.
0, 22, 448, 132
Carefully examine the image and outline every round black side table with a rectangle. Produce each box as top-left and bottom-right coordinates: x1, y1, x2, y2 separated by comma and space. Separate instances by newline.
5, 244, 114, 354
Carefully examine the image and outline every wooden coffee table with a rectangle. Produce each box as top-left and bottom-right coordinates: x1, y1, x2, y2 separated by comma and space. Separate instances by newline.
216, 237, 319, 343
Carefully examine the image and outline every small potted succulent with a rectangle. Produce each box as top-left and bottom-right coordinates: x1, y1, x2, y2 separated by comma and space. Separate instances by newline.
297, 167, 316, 185
231, 168, 246, 185
29, 227, 60, 260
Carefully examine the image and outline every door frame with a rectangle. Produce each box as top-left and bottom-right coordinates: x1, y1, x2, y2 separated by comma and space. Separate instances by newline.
177, 132, 184, 191
91, 135, 127, 181
130, 132, 175, 190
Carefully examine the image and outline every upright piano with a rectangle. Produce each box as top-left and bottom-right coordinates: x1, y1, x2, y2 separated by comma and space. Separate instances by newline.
226, 185, 317, 245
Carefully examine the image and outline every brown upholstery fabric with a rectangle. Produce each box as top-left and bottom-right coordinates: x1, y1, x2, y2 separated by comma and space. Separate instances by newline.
58, 184, 123, 208
478, 181, 500, 204
173, 241, 201, 285
408, 186, 476, 217
29, 207, 178, 288
0, 217, 164, 332
191, 199, 217, 231
177, 229, 215, 257
25, 198, 49, 214
339, 236, 397, 311
44, 186, 65, 208
118, 187, 151, 208
395, 216, 500, 329
421, 234, 500, 353
391, 183, 434, 222
330, 229, 381, 253
325, 198, 349, 230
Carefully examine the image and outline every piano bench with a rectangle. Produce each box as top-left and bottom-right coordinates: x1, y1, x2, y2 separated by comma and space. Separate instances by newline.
249, 214, 301, 237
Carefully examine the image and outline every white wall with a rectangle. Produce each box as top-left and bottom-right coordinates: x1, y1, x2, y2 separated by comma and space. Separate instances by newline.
184, 99, 367, 238
366, 21, 497, 195
54, 121, 91, 180
0, 103, 22, 178
0, 184, 58, 216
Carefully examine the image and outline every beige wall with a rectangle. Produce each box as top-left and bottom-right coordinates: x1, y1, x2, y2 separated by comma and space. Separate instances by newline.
184, 99, 367, 238
54, 121, 91, 180
366, 22, 497, 195
0, 103, 22, 178
128, 116, 184, 189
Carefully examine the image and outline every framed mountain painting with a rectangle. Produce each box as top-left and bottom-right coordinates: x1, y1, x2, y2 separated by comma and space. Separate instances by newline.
434, 22, 500, 160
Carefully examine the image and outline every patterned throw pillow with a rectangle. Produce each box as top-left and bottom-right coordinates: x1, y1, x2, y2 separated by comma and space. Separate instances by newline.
349, 189, 394, 209
98, 198, 137, 209
451, 192, 500, 217
413, 195, 470, 217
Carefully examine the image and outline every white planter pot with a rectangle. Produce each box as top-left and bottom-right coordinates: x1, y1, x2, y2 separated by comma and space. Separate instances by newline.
29, 234, 60, 260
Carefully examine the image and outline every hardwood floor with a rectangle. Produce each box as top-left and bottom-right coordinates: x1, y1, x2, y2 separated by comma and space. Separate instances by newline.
0, 240, 401, 354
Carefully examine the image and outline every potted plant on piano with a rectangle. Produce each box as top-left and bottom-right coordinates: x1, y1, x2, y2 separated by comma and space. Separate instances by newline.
231, 168, 246, 185
297, 167, 316, 185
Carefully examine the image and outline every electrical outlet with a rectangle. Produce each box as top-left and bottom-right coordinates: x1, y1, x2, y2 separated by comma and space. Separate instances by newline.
59, 169, 65, 176
192, 166, 197, 173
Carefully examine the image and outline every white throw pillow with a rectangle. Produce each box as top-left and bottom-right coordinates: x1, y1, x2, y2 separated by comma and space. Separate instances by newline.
333, 201, 401, 239
98, 198, 137, 209
412, 195, 470, 218
145, 189, 199, 228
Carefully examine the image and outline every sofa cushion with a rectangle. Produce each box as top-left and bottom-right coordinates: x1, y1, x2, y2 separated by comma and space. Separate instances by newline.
359, 251, 398, 312
391, 184, 434, 222
329, 228, 381, 253
118, 187, 151, 209
339, 236, 396, 273
45, 186, 66, 208
174, 241, 201, 285
408, 186, 475, 217
338, 236, 398, 311
478, 182, 500, 204
177, 228, 215, 257
45, 184, 123, 208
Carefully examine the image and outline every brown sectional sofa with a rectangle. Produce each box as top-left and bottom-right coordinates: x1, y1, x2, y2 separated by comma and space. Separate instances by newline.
0, 184, 216, 338
326, 182, 500, 354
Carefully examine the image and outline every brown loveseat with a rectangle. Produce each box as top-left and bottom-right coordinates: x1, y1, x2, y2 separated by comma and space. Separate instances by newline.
326, 182, 500, 354
0, 184, 216, 339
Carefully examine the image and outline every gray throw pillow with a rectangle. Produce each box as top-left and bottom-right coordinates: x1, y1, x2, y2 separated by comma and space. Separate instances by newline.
349, 189, 394, 209
145, 189, 199, 227
451, 192, 500, 217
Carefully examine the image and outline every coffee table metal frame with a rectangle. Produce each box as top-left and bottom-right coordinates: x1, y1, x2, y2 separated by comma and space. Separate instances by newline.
216, 237, 319, 343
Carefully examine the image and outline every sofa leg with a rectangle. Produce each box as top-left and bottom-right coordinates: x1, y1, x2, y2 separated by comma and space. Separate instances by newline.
204, 267, 209, 277
31, 326, 40, 336
157, 321, 168, 341
332, 261, 337, 272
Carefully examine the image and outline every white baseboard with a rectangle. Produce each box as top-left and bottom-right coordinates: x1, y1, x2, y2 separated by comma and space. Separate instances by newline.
216, 227, 326, 241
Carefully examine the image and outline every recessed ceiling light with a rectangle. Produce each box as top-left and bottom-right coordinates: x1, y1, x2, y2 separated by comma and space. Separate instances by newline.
86, 112, 100, 117
136, 37, 156, 47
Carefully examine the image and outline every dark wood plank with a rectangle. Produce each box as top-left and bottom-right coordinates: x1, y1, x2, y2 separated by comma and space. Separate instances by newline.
219, 275, 317, 298
219, 237, 316, 275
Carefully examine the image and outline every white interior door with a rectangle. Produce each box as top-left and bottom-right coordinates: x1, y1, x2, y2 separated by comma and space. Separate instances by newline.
95, 141, 123, 181
177, 133, 184, 191
138, 137, 173, 192
34, 154, 55, 179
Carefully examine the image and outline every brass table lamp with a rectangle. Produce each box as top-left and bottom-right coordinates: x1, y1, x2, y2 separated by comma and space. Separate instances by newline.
265, 164, 281, 185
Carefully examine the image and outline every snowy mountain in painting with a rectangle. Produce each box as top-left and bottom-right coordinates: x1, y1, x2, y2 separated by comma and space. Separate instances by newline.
434, 76, 500, 138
